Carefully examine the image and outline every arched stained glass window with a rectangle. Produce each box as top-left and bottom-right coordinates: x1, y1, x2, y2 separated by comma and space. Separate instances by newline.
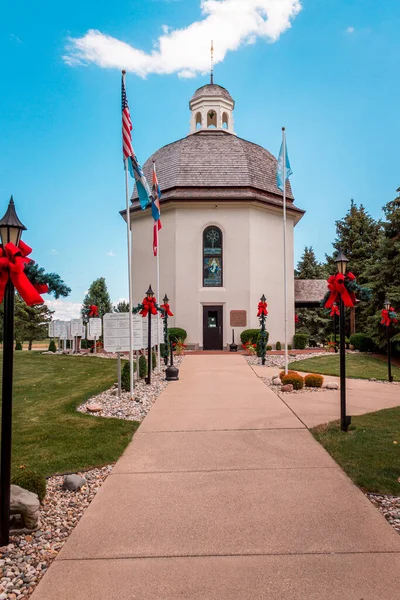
203, 226, 223, 287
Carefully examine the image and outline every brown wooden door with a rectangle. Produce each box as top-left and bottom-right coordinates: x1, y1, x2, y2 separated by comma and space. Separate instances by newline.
203, 306, 223, 350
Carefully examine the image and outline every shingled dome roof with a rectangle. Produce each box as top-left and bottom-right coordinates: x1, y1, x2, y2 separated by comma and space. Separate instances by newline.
190, 84, 234, 105
132, 130, 301, 212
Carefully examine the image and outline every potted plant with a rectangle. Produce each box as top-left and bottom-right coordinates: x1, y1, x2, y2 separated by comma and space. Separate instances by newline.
242, 341, 257, 355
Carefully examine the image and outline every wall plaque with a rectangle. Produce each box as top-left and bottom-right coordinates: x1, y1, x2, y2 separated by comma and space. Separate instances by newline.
230, 310, 247, 328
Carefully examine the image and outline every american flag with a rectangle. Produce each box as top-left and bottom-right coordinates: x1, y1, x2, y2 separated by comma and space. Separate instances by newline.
122, 75, 134, 160
152, 161, 162, 257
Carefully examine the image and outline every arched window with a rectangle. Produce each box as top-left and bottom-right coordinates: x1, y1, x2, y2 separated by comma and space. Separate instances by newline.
196, 112, 202, 130
207, 109, 217, 128
222, 112, 229, 129
203, 226, 223, 287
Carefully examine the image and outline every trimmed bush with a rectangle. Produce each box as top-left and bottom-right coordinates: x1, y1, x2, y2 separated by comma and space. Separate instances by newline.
281, 372, 304, 390
288, 344, 292, 351
293, 333, 308, 350
276, 341, 281, 350
168, 328, 187, 343
139, 355, 147, 379
240, 329, 260, 346
279, 369, 298, 380
15, 341, 23, 351
349, 333, 374, 352
304, 374, 324, 388
267, 345, 272, 351
256, 331, 270, 357
152, 350, 157, 371
11, 470, 47, 503
48, 340, 57, 352
121, 360, 137, 392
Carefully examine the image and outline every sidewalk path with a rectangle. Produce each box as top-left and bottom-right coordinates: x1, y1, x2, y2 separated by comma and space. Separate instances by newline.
32, 356, 400, 599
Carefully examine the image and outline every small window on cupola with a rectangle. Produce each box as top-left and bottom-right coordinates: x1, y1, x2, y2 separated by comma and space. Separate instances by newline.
196, 112, 202, 130
222, 112, 229, 129
207, 110, 217, 128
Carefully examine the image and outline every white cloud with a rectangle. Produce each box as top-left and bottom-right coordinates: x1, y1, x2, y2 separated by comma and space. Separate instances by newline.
346, 26, 355, 34
63, 0, 302, 78
50, 249, 58, 255
106, 251, 116, 257
46, 299, 82, 321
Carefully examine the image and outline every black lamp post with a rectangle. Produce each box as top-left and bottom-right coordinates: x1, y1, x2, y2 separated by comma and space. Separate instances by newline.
335, 250, 351, 432
333, 302, 338, 353
384, 298, 394, 383
0, 197, 26, 546
162, 294, 170, 366
145, 285, 154, 385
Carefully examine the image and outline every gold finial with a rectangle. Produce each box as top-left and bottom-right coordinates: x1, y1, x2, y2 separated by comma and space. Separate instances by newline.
211, 40, 214, 84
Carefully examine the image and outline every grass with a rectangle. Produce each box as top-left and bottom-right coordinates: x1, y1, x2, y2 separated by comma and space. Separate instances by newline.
0, 353, 138, 477
288, 353, 400, 381
312, 408, 400, 495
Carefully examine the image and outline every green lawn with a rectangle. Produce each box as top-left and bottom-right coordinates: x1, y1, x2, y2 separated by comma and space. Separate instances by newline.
312, 408, 400, 495
0, 353, 138, 477
288, 353, 400, 381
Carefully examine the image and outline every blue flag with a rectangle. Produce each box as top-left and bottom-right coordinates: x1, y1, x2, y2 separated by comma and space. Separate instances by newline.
127, 155, 152, 210
276, 140, 293, 192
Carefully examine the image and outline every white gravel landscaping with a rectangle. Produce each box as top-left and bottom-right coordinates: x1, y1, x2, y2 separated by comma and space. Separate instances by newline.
0, 465, 112, 599
366, 493, 400, 536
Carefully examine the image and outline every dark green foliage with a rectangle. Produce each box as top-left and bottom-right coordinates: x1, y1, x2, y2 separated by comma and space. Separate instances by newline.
48, 340, 57, 352
81, 278, 112, 321
139, 355, 147, 379
114, 301, 129, 313
288, 344, 292, 350
152, 351, 157, 370
295, 246, 326, 279
121, 361, 137, 391
256, 331, 269, 357
267, 345, 272, 351
349, 333, 374, 352
240, 329, 260, 345
168, 328, 187, 343
276, 341, 281, 350
281, 373, 304, 390
15, 341, 22, 350
11, 470, 47, 502
14, 297, 54, 350
24, 262, 71, 299
293, 333, 308, 350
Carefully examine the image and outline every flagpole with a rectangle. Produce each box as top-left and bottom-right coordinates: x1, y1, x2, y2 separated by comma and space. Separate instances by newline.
156, 244, 161, 374
282, 127, 288, 375
122, 70, 135, 398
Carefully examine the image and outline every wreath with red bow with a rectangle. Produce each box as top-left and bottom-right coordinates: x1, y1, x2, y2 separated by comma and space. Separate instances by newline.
322, 272, 371, 310
381, 306, 398, 327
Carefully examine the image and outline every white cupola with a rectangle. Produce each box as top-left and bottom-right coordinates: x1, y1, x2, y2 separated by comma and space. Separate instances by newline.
189, 81, 236, 135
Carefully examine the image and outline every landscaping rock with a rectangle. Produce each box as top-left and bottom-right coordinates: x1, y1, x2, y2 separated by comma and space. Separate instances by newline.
272, 377, 282, 386
370, 378, 377, 382
62, 475, 87, 492
10, 485, 40, 531
325, 382, 339, 390
86, 404, 102, 413
281, 384, 294, 393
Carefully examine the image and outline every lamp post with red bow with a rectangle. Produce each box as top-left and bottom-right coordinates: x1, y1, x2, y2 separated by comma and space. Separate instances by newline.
382, 299, 396, 383
335, 250, 351, 432
0, 198, 27, 546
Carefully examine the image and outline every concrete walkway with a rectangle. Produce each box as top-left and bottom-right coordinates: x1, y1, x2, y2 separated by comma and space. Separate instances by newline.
32, 356, 400, 599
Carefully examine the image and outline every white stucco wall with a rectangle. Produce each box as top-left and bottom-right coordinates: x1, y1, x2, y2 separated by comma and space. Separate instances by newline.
131, 202, 295, 349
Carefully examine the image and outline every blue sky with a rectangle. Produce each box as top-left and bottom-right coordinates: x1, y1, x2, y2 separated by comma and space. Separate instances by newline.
1, 0, 399, 318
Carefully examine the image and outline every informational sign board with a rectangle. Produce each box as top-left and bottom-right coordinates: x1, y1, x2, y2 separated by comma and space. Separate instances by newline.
81, 325, 86, 340
103, 313, 129, 353
71, 319, 83, 337
48, 322, 54, 337
230, 310, 247, 328
132, 315, 143, 351
52, 320, 62, 337
89, 318, 102, 338
59, 321, 69, 340
142, 315, 163, 348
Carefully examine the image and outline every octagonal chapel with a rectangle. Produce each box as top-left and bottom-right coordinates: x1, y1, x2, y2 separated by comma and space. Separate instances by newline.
122, 81, 305, 350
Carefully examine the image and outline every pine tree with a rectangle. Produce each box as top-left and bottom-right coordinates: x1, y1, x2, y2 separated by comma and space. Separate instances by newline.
81, 278, 112, 321
114, 301, 129, 313
14, 296, 54, 350
295, 247, 325, 279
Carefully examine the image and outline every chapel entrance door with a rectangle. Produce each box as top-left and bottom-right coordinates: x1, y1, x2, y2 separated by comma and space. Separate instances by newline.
203, 306, 223, 350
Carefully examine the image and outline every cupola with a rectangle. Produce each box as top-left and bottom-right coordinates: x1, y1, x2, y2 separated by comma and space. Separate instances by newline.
189, 83, 235, 135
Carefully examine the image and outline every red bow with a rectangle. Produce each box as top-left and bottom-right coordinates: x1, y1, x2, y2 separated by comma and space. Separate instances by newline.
330, 304, 340, 317
160, 303, 173, 317
140, 297, 158, 317
88, 305, 99, 317
257, 301, 268, 317
0, 241, 47, 306
295, 314, 299, 323
325, 273, 356, 309
381, 308, 398, 326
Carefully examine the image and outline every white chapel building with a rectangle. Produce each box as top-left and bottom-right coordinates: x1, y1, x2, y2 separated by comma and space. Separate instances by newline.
122, 81, 305, 350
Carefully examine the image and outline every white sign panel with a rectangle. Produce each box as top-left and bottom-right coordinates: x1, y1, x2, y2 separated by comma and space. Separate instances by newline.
89, 318, 102, 338
132, 315, 143, 351
81, 325, 86, 340
53, 320, 62, 337
141, 315, 163, 348
48, 321, 54, 337
71, 319, 83, 337
59, 321, 68, 340
103, 313, 130, 352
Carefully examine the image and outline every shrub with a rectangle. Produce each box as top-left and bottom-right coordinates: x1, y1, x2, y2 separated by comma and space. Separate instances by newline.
240, 329, 260, 345
15, 341, 23, 351
349, 333, 374, 352
281, 372, 304, 390
256, 331, 270, 357
304, 374, 324, 388
288, 344, 292, 351
48, 340, 57, 352
293, 333, 308, 350
121, 361, 137, 392
168, 328, 187, 343
12, 470, 47, 503
267, 345, 272, 351
279, 369, 298, 380
276, 341, 281, 350
152, 350, 157, 370
139, 355, 147, 379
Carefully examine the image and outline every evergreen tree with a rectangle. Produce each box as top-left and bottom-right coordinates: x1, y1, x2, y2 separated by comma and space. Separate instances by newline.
81, 277, 112, 321
14, 296, 54, 350
366, 188, 400, 348
295, 246, 325, 279
114, 300, 129, 313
